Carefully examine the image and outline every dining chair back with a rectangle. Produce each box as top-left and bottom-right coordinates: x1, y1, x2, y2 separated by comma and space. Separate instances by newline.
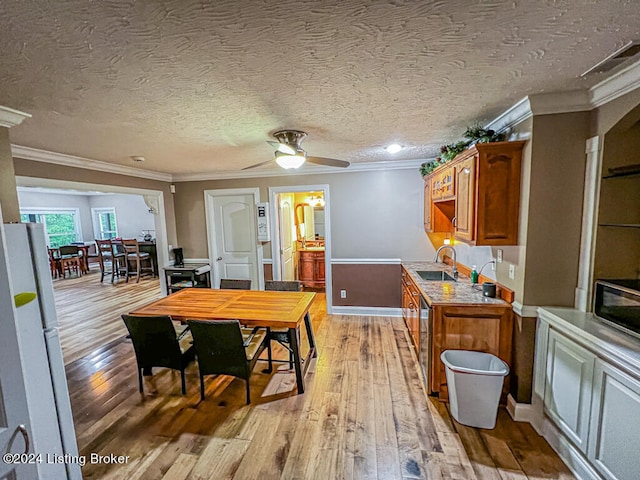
264, 281, 302, 368
57, 245, 82, 278
96, 239, 115, 282
219, 278, 252, 290
47, 247, 61, 278
187, 319, 271, 403
121, 314, 195, 395
122, 239, 154, 283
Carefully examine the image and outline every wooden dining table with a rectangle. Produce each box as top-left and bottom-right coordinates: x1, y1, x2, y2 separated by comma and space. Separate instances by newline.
128, 288, 318, 394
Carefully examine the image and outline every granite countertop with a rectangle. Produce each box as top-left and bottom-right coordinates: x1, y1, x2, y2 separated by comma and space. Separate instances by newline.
402, 261, 509, 307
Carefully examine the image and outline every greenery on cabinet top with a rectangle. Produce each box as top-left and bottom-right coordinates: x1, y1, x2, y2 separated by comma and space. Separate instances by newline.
420, 125, 507, 177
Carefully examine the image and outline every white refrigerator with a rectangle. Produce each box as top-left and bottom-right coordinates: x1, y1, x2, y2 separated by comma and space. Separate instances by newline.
1, 222, 81, 480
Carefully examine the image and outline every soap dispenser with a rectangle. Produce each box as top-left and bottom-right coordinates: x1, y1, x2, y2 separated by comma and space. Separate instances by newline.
471, 265, 479, 284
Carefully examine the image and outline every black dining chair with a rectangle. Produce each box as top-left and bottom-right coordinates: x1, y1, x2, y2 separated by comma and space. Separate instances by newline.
187, 319, 272, 403
264, 280, 301, 368
121, 315, 195, 395
219, 278, 252, 290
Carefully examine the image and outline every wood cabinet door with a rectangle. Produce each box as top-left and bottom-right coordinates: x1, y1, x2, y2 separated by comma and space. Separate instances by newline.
475, 147, 522, 245
431, 304, 512, 399
423, 179, 432, 232
316, 255, 325, 282
454, 156, 476, 242
544, 329, 595, 453
299, 254, 315, 282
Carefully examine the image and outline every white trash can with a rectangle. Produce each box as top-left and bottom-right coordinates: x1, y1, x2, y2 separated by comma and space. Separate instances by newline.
440, 350, 509, 429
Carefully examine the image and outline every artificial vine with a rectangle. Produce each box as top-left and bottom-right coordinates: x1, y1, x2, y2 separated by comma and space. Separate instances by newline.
420, 125, 507, 177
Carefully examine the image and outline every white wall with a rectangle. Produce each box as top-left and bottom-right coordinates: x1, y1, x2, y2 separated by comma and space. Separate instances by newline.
17, 191, 93, 241
17, 190, 154, 242
88, 194, 155, 240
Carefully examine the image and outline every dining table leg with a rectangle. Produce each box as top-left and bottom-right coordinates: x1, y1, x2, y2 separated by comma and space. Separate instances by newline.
288, 327, 305, 394
303, 312, 318, 359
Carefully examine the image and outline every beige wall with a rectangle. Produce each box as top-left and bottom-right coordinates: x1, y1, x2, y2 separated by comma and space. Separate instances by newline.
173, 168, 434, 262
12, 158, 177, 247
0, 128, 21, 222
522, 112, 590, 306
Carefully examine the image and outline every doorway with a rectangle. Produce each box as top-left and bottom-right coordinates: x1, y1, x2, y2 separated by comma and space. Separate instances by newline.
269, 185, 332, 311
204, 187, 264, 290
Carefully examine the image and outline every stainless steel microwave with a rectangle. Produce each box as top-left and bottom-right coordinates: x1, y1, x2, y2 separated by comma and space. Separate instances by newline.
594, 279, 640, 339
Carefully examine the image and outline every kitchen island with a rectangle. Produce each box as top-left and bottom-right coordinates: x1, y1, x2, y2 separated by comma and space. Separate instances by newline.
401, 261, 513, 401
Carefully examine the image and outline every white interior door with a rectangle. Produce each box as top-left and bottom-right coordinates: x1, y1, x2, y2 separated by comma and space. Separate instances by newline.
279, 194, 295, 281
0, 223, 37, 479
206, 191, 260, 289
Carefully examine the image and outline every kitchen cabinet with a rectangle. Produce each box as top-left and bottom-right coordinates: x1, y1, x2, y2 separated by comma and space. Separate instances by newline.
401, 266, 421, 353
431, 303, 513, 401
453, 154, 475, 241
544, 329, 595, 452
535, 308, 640, 480
423, 178, 432, 232
423, 141, 525, 245
588, 360, 640, 480
298, 249, 325, 288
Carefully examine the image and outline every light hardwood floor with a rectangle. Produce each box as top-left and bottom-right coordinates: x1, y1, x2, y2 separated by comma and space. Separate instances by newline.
56, 276, 574, 480
53, 267, 162, 364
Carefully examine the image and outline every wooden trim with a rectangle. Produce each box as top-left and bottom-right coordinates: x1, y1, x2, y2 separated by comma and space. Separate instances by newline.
441, 255, 515, 303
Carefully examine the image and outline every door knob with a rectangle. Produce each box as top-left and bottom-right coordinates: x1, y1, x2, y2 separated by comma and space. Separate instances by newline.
216, 257, 223, 261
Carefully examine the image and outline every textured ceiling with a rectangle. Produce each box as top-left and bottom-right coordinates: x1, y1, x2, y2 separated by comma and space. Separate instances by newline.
1, 0, 639, 174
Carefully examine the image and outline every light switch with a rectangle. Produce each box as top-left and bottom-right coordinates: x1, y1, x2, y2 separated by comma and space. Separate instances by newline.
340, 290, 347, 298
508, 263, 515, 279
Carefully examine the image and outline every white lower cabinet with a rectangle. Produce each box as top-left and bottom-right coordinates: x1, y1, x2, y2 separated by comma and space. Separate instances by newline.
535, 309, 640, 480
544, 329, 595, 453
588, 360, 640, 480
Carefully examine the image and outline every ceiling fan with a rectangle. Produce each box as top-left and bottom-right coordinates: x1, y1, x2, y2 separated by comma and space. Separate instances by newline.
243, 130, 350, 170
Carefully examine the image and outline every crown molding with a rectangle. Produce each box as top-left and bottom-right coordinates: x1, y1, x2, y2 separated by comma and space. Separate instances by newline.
589, 58, 640, 107
489, 59, 640, 132
487, 97, 533, 133
11, 145, 172, 182
0, 106, 31, 128
171, 158, 428, 182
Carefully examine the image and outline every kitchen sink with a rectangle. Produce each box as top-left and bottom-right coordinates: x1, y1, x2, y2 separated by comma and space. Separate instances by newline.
416, 270, 456, 282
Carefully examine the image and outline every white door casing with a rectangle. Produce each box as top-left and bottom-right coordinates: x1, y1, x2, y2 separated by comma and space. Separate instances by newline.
204, 188, 263, 290
0, 217, 38, 479
269, 185, 332, 313
279, 193, 295, 281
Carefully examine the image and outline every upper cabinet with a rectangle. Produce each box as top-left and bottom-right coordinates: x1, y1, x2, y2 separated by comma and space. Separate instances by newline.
424, 141, 525, 246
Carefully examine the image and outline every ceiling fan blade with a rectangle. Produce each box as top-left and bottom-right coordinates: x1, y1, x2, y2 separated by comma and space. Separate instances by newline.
242, 159, 274, 170
266, 140, 296, 155
306, 156, 350, 168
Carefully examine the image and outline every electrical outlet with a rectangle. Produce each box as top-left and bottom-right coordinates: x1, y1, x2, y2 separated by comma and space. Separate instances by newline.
508, 263, 515, 279
340, 290, 347, 299
497, 249, 503, 263
491, 261, 496, 271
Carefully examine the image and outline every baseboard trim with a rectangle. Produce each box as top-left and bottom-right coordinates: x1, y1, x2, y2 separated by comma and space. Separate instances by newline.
511, 301, 539, 318
540, 418, 603, 480
330, 306, 402, 317
506, 394, 537, 424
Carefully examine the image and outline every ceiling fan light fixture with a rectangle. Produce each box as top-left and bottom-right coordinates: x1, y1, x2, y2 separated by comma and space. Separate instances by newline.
385, 143, 403, 154
275, 152, 306, 169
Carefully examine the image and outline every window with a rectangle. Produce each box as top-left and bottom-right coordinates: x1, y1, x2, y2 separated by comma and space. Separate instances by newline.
92, 208, 118, 240
20, 209, 81, 248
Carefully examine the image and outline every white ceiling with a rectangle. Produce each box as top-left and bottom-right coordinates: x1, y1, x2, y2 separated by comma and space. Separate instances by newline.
1, 0, 639, 175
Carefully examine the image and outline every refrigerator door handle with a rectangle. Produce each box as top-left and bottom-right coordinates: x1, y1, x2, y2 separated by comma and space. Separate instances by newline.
17, 425, 30, 454
5, 425, 30, 455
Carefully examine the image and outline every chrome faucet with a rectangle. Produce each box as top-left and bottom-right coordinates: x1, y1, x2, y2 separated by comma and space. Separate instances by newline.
434, 245, 458, 280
